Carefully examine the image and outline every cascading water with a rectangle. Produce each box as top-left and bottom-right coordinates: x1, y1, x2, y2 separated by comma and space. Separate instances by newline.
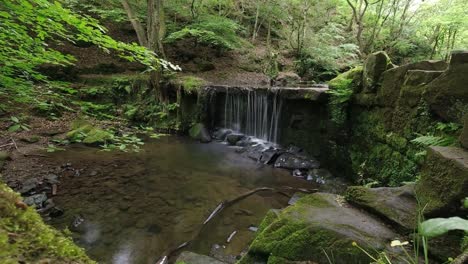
223, 88, 283, 143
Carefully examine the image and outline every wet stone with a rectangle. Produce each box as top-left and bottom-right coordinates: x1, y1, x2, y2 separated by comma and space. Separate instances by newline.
274, 153, 320, 170
23, 193, 47, 208
213, 129, 232, 140
18, 178, 40, 194
70, 215, 86, 233
227, 133, 245, 145
259, 148, 281, 164
44, 174, 59, 184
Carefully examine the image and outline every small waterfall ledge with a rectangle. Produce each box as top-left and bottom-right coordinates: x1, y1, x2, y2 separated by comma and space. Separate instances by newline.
195, 84, 330, 153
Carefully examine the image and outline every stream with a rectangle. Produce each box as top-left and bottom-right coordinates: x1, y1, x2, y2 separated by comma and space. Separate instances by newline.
43, 135, 343, 263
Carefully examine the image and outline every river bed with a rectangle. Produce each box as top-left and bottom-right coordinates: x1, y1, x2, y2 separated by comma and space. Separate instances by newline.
44, 135, 326, 263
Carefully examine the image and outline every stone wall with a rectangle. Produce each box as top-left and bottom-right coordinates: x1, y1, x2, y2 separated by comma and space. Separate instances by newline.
333, 51, 467, 186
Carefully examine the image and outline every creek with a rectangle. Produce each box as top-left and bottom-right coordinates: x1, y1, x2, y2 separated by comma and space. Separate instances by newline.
44, 135, 344, 264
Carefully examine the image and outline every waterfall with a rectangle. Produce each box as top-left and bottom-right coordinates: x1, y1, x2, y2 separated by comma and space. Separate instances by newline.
223, 88, 283, 143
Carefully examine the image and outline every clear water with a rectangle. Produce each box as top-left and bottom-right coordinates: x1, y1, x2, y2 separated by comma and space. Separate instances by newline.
46, 136, 318, 264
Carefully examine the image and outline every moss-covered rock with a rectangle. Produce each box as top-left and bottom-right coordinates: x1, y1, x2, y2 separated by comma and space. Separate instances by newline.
66, 120, 113, 145
345, 185, 417, 232
242, 193, 402, 264
0, 181, 94, 263
189, 123, 211, 143
416, 146, 468, 216
375, 60, 447, 107
423, 52, 468, 123
362, 51, 393, 92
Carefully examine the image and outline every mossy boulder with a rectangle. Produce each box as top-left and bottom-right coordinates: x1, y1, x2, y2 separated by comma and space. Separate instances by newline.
416, 146, 468, 216
345, 185, 417, 232
460, 114, 468, 149
0, 182, 94, 263
328, 66, 363, 93
66, 120, 113, 145
424, 51, 468, 123
241, 193, 402, 264
189, 123, 211, 143
375, 60, 447, 107
398, 70, 443, 108
363, 51, 393, 92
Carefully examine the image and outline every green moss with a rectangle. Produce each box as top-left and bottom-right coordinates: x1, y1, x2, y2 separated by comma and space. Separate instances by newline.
257, 210, 279, 233
0, 181, 94, 263
178, 76, 206, 94
415, 147, 468, 215
188, 123, 203, 139
67, 120, 113, 145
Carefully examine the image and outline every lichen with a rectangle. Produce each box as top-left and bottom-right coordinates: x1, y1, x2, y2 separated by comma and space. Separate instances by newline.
0, 181, 94, 263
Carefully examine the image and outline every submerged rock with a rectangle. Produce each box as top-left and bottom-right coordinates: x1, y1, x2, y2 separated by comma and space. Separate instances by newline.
274, 153, 320, 170
189, 123, 212, 143
176, 251, 226, 264
240, 193, 403, 264
226, 133, 245, 145
345, 185, 417, 232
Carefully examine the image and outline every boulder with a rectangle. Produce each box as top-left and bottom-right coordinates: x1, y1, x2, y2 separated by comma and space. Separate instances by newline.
416, 146, 468, 216
213, 128, 232, 140
246, 144, 266, 161
345, 185, 417, 232
176, 251, 226, 264
375, 60, 448, 107
423, 51, 468, 123
460, 114, 468, 149
226, 133, 245, 145
18, 178, 40, 194
189, 123, 212, 143
66, 120, 113, 145
398, 70, 443, 107
363, 51, 393, 92
241, 193, 403, 264
274, 72, 301, 86
274, 153, 320, 170
23, 193, 48, 208
259, 148, 282, 164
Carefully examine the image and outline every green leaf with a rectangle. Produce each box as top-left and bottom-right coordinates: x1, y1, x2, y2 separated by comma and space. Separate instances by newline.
10, 116, 19, 123
8, 124, 21, 132
419, 217, 468, 238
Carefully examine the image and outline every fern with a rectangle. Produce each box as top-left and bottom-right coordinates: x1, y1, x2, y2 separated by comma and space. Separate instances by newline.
411, 135, 456, 147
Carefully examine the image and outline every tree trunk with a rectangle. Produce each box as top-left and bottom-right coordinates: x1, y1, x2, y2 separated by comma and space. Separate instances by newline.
121, 0, 148, 47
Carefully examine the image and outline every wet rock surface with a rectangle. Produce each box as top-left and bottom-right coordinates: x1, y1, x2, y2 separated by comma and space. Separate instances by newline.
241, 193, 405, 264
345, 184, 417, 232
226, 133, 245, 145
274, 153, 320, 170
176, 251, 227, 264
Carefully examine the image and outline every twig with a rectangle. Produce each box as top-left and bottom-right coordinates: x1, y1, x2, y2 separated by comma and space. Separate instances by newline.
0, 142, 13, 148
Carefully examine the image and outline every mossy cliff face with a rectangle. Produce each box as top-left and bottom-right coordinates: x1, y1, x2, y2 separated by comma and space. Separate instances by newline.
0, 181, 94, 263
329, 51, 467, 186
240, 193, 401, 264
